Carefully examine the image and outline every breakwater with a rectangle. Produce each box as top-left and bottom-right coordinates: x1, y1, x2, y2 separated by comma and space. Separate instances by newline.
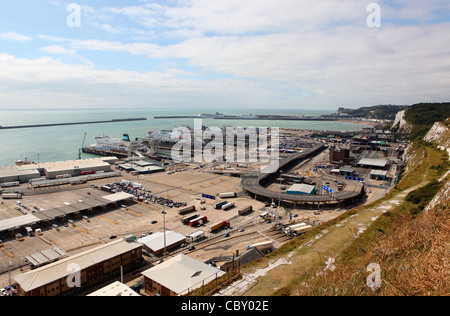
0, 118, 147, 130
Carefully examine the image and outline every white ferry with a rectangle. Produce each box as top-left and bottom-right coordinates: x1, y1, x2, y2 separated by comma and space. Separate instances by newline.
90, 133, 135, 152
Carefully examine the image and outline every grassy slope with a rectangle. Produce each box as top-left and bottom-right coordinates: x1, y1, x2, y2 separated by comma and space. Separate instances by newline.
242, 142, 449, 296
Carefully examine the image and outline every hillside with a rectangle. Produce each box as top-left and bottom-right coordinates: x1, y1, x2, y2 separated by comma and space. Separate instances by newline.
403, 102, 450, 139
337, 105, 407, 120
229, 108, 450, 297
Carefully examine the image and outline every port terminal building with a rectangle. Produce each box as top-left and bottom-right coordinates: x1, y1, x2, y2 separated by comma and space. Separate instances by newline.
0, 157, 118, 185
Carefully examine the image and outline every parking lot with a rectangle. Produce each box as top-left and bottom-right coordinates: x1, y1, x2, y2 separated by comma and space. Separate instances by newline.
0, 168, 268, 288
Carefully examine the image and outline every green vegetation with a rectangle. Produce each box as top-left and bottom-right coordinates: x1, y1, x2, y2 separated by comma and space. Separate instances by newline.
338, 105, 407, 120
404, 102, 450, 140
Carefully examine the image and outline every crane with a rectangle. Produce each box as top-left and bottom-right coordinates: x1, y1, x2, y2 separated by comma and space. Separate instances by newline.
78, 132, 87, 159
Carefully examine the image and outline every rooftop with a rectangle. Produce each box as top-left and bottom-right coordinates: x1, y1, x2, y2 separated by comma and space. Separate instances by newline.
141, 254, 225, 295
137, 231, 186, 253
88, 281, 140, 297
15, 236, 142, 293
357, 158, 388, 168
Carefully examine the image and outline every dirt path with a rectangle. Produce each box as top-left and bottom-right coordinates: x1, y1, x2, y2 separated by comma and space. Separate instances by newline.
217, 182, 425, 296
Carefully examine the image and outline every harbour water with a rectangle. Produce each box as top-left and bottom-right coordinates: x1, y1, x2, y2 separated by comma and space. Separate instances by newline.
0, 108, 372, 167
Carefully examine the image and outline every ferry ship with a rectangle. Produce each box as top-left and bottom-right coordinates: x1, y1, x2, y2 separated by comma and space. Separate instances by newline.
147, 128, 191, 142
90, 133, 135, 152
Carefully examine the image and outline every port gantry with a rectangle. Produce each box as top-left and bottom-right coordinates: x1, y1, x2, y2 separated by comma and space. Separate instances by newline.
241, 143, 366, 208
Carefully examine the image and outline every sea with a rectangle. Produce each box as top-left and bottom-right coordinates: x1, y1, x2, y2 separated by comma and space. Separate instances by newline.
0, 108, 371, 167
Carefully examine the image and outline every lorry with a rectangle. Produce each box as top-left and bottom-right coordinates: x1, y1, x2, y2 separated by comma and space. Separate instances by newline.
25, 227, 34, 237
1, 193, 22, 199
208, 221, 231, 233
189, 215, 207, 227
283, 223, 307, 235
181, 214, 199, 225
0, 182, 20, 188
214, 201, 228, 209
178, 205, 196, 215
219, 192, 237, 199
222, 202, 235, 210
80, 170, 96, 176
291, 225, 313, 237
238, 206, 253, 216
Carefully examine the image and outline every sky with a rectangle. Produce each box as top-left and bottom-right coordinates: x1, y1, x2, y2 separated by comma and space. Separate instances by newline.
0, 0, 449, 111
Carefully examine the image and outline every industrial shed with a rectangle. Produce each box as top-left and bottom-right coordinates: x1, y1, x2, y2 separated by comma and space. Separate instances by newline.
286, 183, 316, 195
44, 159, 112, 179
137, 231, 186, 255
357, 158, 388, 169
0, 168, 41, 184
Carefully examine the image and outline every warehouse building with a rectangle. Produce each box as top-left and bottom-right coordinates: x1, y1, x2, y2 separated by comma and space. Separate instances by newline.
0, 157, 117, 184
44, 158, 112, 179
0, 168, 41, 184
285, 183, 316, 195
15, 236, 143, 296
142, 254, 225, 296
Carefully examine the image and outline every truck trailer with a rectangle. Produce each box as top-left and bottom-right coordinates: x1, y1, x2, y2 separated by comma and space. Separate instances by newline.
189, 215, 207, 227
215, 201, 228, 209
181, 214, 199, 225
219, 192, 237, 199
291, 225, 313, 237
222, 202, 235, 210
178, 205, 196, 215
208, 221, 231, 233
238, 206, 253, 216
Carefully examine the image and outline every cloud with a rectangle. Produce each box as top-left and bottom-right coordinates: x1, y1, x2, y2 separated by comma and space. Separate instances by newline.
0, 32, 32, 42
41, 45, 76, 56
2, 0, 450, 109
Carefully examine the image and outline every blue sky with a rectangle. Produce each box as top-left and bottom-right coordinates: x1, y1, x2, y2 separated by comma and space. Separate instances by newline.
0, 0, 449, 110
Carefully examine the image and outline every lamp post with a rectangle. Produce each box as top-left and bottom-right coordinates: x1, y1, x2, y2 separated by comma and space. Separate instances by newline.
161, 209, 167, 256
278, 170, 283, 208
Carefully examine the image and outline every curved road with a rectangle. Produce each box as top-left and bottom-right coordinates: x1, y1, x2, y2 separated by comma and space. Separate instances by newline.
241, 143, 365, 204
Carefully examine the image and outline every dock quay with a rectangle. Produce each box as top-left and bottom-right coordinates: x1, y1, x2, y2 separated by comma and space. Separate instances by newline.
0, 118, 147, 130
82, 147, 129, 158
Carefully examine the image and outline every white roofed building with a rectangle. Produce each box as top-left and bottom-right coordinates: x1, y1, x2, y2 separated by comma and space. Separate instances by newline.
141, 254, 225, 296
